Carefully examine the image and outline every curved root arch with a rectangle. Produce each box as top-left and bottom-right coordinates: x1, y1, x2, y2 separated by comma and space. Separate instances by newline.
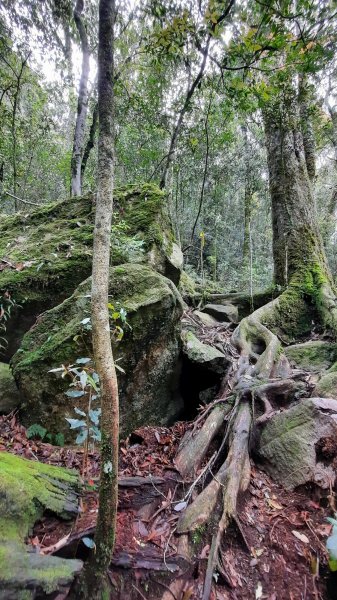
174, 273, 337, 599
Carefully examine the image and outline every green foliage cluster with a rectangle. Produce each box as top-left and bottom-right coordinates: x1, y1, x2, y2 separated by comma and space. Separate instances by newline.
26, 423, 64, 446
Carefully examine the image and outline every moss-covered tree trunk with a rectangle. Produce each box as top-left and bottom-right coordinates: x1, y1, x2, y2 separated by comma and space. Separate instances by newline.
327, 104, 337, 217
298, 74, 316, 183
241, 124, 253, 289
262, 81, 337, 334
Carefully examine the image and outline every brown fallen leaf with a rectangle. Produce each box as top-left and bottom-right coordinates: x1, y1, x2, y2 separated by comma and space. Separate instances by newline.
267, 499, 283, 510
315, 523, 332, 537
292, 530, 309, 544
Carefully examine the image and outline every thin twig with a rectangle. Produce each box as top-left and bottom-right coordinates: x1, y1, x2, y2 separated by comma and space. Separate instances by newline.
5, 191, 39, 206
131, 583, 148, 600
149, 578, 178, 600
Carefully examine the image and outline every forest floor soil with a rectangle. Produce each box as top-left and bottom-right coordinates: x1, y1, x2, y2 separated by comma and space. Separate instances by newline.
0, 412, 334, 600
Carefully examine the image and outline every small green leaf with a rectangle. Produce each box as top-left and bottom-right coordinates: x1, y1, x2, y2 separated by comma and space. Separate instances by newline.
65, 418, 86, 429
80, 370, 88, 389
90, 425, 101, 441
82, 537, 95, 549
74, 407, 86, 416
327, 534, 337, 560
87, 374, 99, 392
329, 558, 337, 572
76, 429, 88, 444
89, 408, 101, 425
65, 389, 85, 398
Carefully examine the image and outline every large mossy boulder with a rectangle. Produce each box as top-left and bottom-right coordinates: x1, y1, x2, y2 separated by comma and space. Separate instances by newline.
257, 398, 337, 490
12, 264, 184, 438
0, 184, 182, 358
0, 452, 82, 599
180, 329, 230, 410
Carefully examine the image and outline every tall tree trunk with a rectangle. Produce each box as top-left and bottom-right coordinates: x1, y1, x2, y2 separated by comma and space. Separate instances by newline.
71, 0, 90, 197
11, 56, 29, 210
81, 101, 98, 180
76, 0, 119, 596
327, 106, 337, 216
241, 125, 253, 276
298, 74, 316, 182
263, 81, 337, 335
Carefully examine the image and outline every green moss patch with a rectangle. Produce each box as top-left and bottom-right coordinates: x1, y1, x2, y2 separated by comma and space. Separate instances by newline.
0, 362, 21, 413
0, 452, 82, 598
12, 264, 184, 437
285, 341, 337, 372
181, 330, 229, 375
0, 183, 174, 306
314, 371, 337, 398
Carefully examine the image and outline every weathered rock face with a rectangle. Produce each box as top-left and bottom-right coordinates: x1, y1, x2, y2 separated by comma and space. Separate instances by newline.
0, 184, 182, 359
202, 303, 238, 323
0, 363, 21, 414
12, 264, 184, 438
314, 371, 337, 399
284, 341, 337, 372
181, 330, 229, 376
257, 398, 337, 490
180, 329, 230, 413
193, 310, 218, 327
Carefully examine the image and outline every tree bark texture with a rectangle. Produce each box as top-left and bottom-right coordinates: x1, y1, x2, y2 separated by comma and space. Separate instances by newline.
298, 74, 316, 182
241, 125, 254, 275
262, 80, 337, 338
263, 84, 325, 287
327, 107, 337, 217
79, 0, 119, 596
81, 101, 98, 180
71, 0, 90, 197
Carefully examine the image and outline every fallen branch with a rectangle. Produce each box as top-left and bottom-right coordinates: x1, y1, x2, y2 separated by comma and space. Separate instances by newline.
5, 191, 40, 206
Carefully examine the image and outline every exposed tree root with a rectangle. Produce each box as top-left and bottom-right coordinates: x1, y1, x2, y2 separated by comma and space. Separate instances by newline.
232, 298, 281, 379
174, 403, 232, 478
174, 280, 334, 598
177, 403, 251, 536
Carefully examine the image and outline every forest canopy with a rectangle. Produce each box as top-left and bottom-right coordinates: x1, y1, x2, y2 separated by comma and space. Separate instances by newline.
0, 0, 336, 292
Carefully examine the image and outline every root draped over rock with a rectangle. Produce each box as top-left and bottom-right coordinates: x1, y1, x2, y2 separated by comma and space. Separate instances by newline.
174, 271, 337, 599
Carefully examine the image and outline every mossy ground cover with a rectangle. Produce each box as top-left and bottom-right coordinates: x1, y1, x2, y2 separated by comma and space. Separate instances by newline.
0, 452, 82, 598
